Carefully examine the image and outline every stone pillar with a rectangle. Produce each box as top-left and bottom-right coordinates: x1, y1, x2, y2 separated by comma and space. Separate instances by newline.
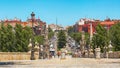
95, 48, 101, 59
61, 52, 65, 59
61, 48, 66, 59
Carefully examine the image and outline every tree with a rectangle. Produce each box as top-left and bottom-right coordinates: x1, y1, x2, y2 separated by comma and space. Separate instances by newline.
0, 23, 43, 52
14, 24, 24, 52
0, 24, 15, 52
57, 30, 67, 50
14, 24, 33, 52
22, 26, 33, 52
84, 33, 90, 57
6, 24, 16, 52
92, 24, 109, 57
67, 26, 74, 35
110, 23, 120, 51
85, 33, 90, 46
48, 27, 54, 40
0, 24, 8, 52
34, 35, 44, 45
70, 32, 82, 44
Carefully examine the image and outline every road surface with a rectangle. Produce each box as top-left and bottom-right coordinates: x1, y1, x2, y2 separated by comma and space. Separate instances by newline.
0, 57, 120, 68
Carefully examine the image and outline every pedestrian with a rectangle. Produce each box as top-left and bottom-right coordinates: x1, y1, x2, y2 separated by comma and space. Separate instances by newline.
49, 51, 52, 59
82, 51, 85, 57
57, 51, 61, 58
78, 51, 81, 58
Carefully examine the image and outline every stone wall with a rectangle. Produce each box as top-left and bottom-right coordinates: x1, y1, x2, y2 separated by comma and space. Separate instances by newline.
0, 52, 39, 61
101, 52, 120, 58
85, 51, 120, 58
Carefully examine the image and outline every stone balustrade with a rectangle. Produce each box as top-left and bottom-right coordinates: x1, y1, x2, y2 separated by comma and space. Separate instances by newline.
0, 52, 39, 61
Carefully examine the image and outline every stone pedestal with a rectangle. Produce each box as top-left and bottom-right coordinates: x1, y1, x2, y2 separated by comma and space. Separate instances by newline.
61, 48, 66, 60
95, 48, 101, 59
61, 52, 66, 59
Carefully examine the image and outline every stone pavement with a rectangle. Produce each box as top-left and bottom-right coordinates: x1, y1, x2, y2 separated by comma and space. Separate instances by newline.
0, 57, 120, 68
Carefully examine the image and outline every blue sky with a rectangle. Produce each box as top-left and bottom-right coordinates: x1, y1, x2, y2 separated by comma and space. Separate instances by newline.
0, 0, 120, 26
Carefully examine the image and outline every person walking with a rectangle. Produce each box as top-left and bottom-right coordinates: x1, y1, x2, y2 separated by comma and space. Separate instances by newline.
57, 51, 61, 58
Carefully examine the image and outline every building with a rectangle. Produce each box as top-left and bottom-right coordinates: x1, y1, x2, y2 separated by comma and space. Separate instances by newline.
0, 16, 46, 35
74, 18, 99, 33
27, 17, 46, 35
73, 18, 119, 34
48, 24, 65, 32
48, 24, 57, 32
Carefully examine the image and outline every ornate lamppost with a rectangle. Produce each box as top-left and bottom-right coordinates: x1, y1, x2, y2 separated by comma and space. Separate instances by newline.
30, 12, 35, 60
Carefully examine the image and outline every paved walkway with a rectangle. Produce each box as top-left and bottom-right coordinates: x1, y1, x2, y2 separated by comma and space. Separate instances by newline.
0, 57, 120, 68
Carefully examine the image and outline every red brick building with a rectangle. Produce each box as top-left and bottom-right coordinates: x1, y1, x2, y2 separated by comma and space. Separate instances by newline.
74, 18, 119, 34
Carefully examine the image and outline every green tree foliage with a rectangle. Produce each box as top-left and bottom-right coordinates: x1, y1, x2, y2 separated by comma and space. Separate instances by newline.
110, 23, 120, 51
0, 24, 36, 52
70, 32, 82, 44
14, 24, 24, 52
14, 24, 28, 52
48, 27, 54, 40
92, 24, 109, 52
0, 24, 16, 52
21, 26, 33, 52
57, 30, 66, 50
6, 24, 16, 52
34, 35, 44, 45
0, 24, 9, 52
0, 24, 6, 51
85, 33, 90, 46
67, 26, 74, 35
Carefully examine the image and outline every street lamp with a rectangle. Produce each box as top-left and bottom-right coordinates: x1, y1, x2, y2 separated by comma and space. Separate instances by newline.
30, 12, 35, 60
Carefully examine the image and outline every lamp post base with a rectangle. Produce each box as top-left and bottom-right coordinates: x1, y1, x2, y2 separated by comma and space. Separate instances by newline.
30, 57, 35, 60
30, 50, 35, 60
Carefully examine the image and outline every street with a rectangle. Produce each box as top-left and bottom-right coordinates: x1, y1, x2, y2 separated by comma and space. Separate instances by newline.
0, 57, 120, 68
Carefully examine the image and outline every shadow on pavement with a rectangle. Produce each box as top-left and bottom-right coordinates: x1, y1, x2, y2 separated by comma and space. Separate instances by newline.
107, 61, 120, 64
0, 62, 14, 65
